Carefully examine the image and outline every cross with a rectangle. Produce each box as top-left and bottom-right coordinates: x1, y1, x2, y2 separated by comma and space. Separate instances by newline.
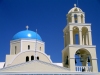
36, 29, 37, 32
74, 4, 76, 7
26, 25, 29, 30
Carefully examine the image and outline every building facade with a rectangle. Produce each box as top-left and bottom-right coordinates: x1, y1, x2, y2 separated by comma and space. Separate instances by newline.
0, 4, 99, 75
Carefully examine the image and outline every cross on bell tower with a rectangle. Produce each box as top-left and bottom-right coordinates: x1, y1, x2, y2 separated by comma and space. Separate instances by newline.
74, 4, 76, 7
62, 4, 98, 72
67, 4, 85, 24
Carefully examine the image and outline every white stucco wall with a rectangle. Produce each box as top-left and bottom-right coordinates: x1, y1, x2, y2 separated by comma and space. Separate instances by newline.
0, 62, 62, 69
0, 62, 4, 68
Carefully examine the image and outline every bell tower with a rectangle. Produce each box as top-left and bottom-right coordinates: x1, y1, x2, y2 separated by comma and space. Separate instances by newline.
62, 4, 98, 72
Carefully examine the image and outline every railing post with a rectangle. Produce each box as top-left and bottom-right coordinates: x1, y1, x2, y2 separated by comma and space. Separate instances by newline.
76, 66, 92, 72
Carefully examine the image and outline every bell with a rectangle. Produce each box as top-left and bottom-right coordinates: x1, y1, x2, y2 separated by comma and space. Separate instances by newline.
81, 55, 83, 57
75, 58, 77, 64
65, 59, 69, 65
65, 56, 69, 65
76, 51, 80, 55
88, 57, 90, 62
80, 58, 84, 62
82, 68, 85, 72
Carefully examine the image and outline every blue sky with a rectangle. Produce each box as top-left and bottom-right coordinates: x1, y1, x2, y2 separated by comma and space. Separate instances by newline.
0, 0, 100, 71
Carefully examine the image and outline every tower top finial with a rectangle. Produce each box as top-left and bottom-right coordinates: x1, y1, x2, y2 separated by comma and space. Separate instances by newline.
36, 29, 37, 32
74, 4, 76, 7
26, 25, 29, 30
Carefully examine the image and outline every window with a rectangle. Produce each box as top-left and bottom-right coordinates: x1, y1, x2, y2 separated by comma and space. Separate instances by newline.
28, 45, 30, 50
15, 46, 17, 54
40, 47, 41, 51
31, 56, 34, 60
26, 56, 29, 62
37, 56, 39, 60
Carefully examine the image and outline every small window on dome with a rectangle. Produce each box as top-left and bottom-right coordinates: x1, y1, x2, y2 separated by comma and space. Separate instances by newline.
28, 45, 30, 50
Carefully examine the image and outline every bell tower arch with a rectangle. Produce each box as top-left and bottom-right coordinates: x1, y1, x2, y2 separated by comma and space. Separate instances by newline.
62, 4, 98, 72
67, 4, 85, 24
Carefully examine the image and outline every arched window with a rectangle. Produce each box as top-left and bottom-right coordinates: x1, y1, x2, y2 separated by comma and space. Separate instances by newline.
74, 14, 78, 23
15, 46, 17, 54
26, 56, 29, 62
37, 56, 39, 60
31, 56, 34, 60
28, 45, 30, 50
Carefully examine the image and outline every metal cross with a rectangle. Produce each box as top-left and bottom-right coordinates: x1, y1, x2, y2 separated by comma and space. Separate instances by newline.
26, 25, 29, 30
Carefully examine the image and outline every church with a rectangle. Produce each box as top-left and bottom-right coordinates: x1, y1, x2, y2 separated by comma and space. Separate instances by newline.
0, 4, 99, 75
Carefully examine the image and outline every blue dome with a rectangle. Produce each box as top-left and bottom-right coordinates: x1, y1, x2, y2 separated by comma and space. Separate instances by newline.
12, 30, 42, 41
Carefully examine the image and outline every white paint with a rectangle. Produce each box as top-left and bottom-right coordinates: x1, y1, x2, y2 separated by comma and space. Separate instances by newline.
10, 39, 45, 52
9, 50, 52, 65
11, 39, 44, 45
0, 62, 5, 68
10, 39, 44, 43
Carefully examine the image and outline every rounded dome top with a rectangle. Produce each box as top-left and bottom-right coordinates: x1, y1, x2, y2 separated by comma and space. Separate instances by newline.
12, 30, 42, 41
68, 4, 83, 14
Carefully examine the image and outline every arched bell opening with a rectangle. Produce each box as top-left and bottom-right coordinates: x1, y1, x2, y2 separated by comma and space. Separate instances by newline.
67, 14, 72, 23
73, 26, 79, 44
81, 14, 84, 23
82, 27, 89, 45
75, 48, 92, 72
74, 14, 78, 23
63, 52, 69, 68
65, 55, 69, 68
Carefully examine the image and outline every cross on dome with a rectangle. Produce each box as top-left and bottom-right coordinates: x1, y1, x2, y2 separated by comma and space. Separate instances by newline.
26, 25, 29, 30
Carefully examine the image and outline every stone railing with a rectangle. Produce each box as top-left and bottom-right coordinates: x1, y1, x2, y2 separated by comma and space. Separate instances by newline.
76, 66, 92, 72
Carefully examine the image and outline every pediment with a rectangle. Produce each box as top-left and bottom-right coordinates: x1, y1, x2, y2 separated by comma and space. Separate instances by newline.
0, 60, 69, 72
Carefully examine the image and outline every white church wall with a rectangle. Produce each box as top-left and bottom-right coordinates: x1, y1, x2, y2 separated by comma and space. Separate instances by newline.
0, 62, 62, 69
21, 40, 45, 52
0, 62, 4, 68
6, 51, 52, 67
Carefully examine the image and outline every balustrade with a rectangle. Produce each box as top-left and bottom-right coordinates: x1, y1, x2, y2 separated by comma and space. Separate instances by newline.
76, 66, 92, 72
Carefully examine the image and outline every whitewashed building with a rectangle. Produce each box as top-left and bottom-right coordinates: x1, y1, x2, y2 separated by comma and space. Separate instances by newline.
0, 4, 99, 75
